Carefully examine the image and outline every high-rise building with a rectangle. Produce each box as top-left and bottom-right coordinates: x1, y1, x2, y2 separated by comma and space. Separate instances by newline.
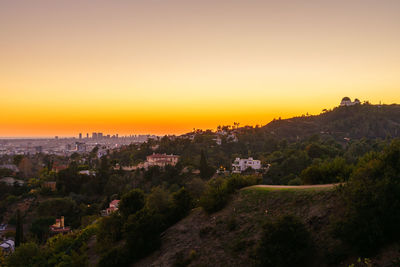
86, 133, 89, 139
79, 133, 82, 139
92, 132, 97, 139
98, 133, 103, 139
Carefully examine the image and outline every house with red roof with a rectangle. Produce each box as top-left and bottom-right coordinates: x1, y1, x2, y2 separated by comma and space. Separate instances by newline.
146, 153, 179, 168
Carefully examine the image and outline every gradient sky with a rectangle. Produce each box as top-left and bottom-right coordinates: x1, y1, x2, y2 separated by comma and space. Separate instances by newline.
1, 0, 400, 137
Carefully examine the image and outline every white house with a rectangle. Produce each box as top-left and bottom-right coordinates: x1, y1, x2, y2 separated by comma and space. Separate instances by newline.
232, 157, 261, 173
0, 177, 25, 186
0, 239, 15, 254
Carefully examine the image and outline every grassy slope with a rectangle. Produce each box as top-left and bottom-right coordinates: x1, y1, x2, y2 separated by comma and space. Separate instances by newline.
134, 187, 343, 267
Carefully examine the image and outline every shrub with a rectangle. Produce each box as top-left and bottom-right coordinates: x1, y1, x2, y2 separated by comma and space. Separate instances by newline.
200, 175, 261, 213
171, 187, 194, 222
30, 216, 55, 243
119, 189, 145, 218
124, 209, 164, 261
255, 215, 313, 267
6, 242, 44, 267
96, 214, 123, 253
199, 178, 228, 213
288, 177, 302, 185
332, 141, 400, 256
98, 247, 130, 267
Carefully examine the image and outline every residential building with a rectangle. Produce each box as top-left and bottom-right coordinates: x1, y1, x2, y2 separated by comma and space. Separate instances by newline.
232, 157, 261, 173
107, 199, 120, 215
52, 162, 68, 172
50, 216, 71, 234
0, 239, 15, 254
101, 199, 120, 216
0, 177, 25, 186
146, 153, 179, 168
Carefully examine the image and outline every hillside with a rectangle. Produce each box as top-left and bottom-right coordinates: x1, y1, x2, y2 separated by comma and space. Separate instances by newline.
262, 104, 400, 141
134, 187, 400, 267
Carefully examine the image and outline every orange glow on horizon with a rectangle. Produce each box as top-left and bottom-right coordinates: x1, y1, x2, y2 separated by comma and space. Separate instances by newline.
1, 1, 400, 137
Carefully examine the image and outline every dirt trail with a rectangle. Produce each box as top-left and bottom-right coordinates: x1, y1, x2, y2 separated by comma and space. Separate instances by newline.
244, 183, 342, 189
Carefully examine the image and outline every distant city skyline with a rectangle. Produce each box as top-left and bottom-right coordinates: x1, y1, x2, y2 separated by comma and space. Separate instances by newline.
0, 97, 397, 138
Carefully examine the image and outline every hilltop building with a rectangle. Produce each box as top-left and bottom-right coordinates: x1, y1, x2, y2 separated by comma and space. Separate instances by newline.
340, 97, 361, 107
232, 157, 261, 173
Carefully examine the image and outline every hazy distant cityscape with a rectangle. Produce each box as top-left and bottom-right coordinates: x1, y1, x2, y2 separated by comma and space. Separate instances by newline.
0, 133, 158, 156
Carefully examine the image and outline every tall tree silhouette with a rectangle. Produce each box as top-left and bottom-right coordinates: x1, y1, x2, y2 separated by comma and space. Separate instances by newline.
200, 150, 214, 179
15, 209, 23, 247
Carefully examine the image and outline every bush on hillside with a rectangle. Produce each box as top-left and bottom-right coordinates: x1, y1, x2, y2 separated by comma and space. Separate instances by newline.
254, 215, 313, 267
332, 140, 400, 256
118, 189, 145, 218
200, 175, 261, 213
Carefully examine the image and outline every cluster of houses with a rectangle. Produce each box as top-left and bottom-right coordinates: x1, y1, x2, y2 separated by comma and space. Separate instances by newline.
116, 151, 266, 175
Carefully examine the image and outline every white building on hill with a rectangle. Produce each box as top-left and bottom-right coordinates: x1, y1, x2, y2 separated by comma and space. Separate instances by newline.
340, 97, 361, 107
232, 157, 261, 173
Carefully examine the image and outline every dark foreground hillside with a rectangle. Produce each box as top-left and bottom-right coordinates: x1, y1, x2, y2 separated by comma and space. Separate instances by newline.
134, 187, 400, 267
263, 104, 400, 141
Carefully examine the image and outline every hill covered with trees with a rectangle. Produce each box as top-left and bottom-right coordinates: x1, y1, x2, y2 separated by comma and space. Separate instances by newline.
263, 103, 400, 141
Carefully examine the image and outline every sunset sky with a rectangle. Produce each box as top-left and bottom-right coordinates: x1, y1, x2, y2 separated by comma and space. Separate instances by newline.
1, 0, 400, 137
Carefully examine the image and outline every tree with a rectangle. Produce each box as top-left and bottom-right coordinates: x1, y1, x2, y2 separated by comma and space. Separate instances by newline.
333, 140, 400, 256
6, 242, 43, 267
119, 189, 145, 217
146, 186, 172, 214
199, 150, 214, 179
255, 215, 313, 267
18, 158, 33, 178
15, 210, 23, 247
171, 187, 193, 220
13, 155, 24, 166
97, 156, 111, 194
124, 209, 164, 261
96, 214, 123, 253
30, 217, 55, 243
